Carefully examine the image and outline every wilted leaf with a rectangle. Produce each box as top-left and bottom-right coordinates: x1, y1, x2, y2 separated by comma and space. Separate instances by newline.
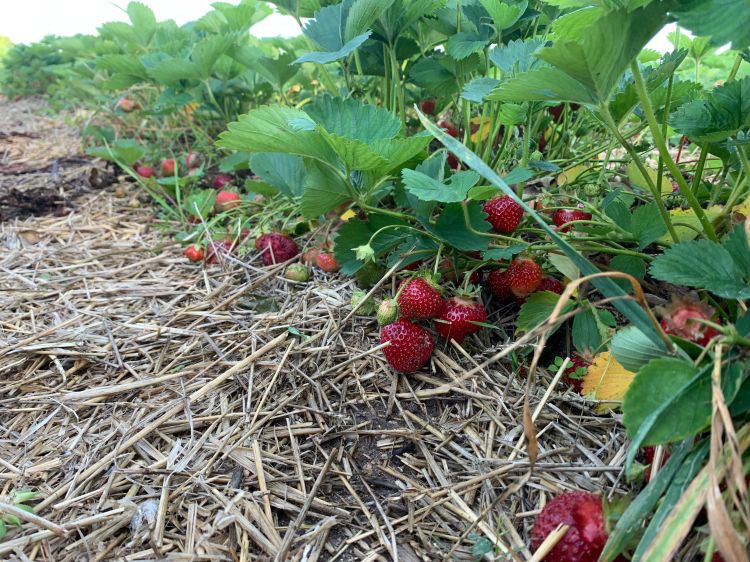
581, 351, 636, 403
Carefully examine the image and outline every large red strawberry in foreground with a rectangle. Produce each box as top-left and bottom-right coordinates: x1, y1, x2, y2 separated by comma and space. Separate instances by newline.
397, 276, 444, 320
531, 492, 608, 562
380, 319, 434, 373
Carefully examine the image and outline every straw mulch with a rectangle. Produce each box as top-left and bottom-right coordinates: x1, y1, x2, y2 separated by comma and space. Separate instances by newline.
0, 96, 113, 222
1, 102, 630, 562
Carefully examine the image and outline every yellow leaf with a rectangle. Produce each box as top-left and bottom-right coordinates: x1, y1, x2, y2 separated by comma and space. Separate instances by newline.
626, 161, 672, 195
557, 164, 589, 186
732, 193, 750, 217
581, 352, 635, 405
470, 116, 492, 143
340, 209, 356, 222
658, 205, 723, 243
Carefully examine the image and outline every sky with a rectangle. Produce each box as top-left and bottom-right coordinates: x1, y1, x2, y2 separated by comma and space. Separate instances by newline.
0, 0, 677, 50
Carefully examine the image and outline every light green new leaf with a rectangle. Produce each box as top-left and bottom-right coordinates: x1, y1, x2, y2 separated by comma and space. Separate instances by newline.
480, 0, 527, 31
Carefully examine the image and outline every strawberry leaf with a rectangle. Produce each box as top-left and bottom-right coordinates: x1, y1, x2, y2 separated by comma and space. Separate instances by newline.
649, 239, 750, 299
425, 202, 491, 251
401, 169, 480, 203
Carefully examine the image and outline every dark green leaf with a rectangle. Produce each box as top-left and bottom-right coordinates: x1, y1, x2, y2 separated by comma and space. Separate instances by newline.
427, 202, 491, 251
250, 153, 306, 198
672, 0, 750, 50
300, 161, 351, 217
631, 203, 667, 249
572, 307, 602, 354
446, 31, 487, 60
401, 169, 480, 202
517, 291, 573, 334
482, 244, 527, 261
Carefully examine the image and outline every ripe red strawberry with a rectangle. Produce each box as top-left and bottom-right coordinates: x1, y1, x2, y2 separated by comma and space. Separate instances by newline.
316, 252, 339, 272
116, 96, 136, 112
380, 319, 434, 373
161, 158, 176, 176
402, 259, 424, 271
215, 190, 241, 212
531, 491, 608, 562
420, 99, 436, 115
643, 446, 671, 481
397, 277, 444, 320
486, 268, 513, 301
437, 120, 459, 138
483, 195, 524, 233
563, 355, 588, 392
553, 209, 592, 232
435, 296, 487, 344
537, 276, 565, 295
205, 239, 235, 264
659, 297, 721, 346
183, 244, 204, 262
212, 174, 234, 189
255, 233, 299, 266
548, 103, 565, 122
506, 258, 542, 297
135, 164, 155, 178
447, 153, 460, 169
185, 152, 201, 169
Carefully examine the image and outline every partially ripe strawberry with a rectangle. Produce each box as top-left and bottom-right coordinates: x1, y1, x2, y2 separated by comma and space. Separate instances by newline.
212, 174, 234, 189
563, 355, 588, 392
377, 298, 399, 326
316, 252, 339, 272
380, 319, 434, 373
486, 269, 513, 301
183, 244, 204, 262
255, 233, 299, 266
285, 264, 309, 282
437, 120, 459, 138
483, 195, 524, 233
506, 258, 542, 298
531, 491, 607, 562
185, 152, 201, 169
215, 190, 241, 212
435, 296, 487, 344
659, 297, 721, 346
397, 277, 444, 320
205, 239, 235, 264
301, 248, 319, 265
537, 276, 565, 295
116, 96, 136, 112
553, 209, 592, 232
420, 99, 436, 115
135, 164, 155, 178
161, 158, 176, 176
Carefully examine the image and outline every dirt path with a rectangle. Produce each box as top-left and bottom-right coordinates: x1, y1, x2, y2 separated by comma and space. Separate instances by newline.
0, 100, 627, 561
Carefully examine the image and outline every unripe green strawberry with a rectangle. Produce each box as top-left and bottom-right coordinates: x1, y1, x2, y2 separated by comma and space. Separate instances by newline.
377, 298, 399, 326
285, 264, 309, 282
350, 290, 377, 314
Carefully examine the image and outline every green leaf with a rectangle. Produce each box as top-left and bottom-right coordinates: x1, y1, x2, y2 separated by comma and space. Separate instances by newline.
127, 1, 158, 45
192, 34, 235, 79
672, 76, 750, 143
537, 3, 671, 103
488, 67, 596, 104
482, 244, 527, 261
601, 439, 696, 562
610, 255, 646, 292
489, 38, 546, 76
402, 169, 480, 202
446, 31, 487, 60
184, 189, 216, 218
409, 56, 461, 95
300, 161, 351, 217
631, 203, 667, 249
671, 0, 750, 50
461, 77, 501, 102
724, 221, 750, 277
611, 326, 682, 372
550, 6, 604, 39
426, 202, 491, 251
0, 520, 5, 541
334, 214, 411, 274
305, 96, 400, 143
480, 0, 527, 31
87, 139, 144, 167
344, 0, 396, 42
146, 58, 199, 85
318, 129, 388, 170
250, 153, 306, 198
219, 152, 252, 172
517, 291, 573, 334
572, 307, 602, 354
372, 135, 431, 171
97, 54, 146, 76
650, 239, 750, 299
218, 106, 336, 163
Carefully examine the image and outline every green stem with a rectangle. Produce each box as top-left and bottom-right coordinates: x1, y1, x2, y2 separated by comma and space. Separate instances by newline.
690, 143, 710, 195
599, 103, 680, 243
727, 53, 743, 82
656, 74, 675, 199
630, 61, 718, 241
